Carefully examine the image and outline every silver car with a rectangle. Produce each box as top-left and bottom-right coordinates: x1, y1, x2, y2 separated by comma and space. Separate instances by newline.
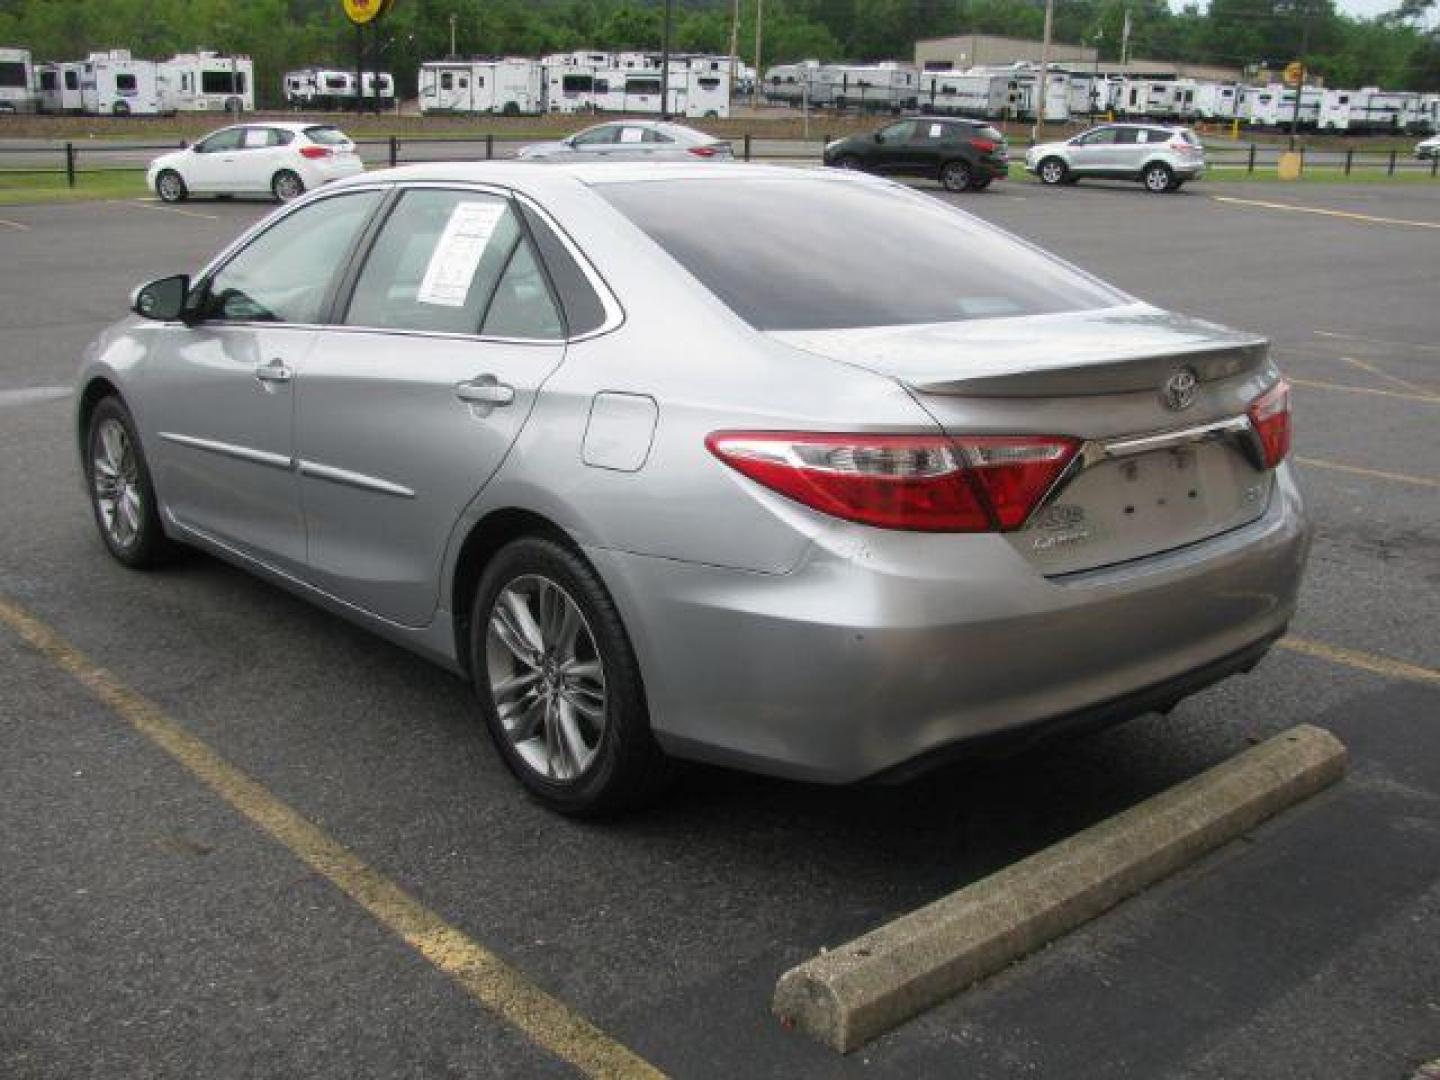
78, 163, 1307, 815
516, 120, 733, 162
1026, 123, 1207, 191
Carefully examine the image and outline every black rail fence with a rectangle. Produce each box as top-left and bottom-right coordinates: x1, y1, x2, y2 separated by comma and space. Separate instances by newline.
1, 134, 1436, 187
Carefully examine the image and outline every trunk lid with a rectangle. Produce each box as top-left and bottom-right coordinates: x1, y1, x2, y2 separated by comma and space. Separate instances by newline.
769, 303, 1278, 575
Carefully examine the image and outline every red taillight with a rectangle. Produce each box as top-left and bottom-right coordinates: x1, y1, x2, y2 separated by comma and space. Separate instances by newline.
1247, 379, 1291, 468
299, 145, 332, 160
705, 432, 1078, 533
970, 138, 997, 153
688, 145, 719, 158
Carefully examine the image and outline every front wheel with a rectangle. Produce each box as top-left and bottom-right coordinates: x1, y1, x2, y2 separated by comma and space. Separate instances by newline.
84, 397, 174, 569
1037, 157, 1068, 185
832, 154, 863, 171
155, 169, 187, 203
1143, 162, 1174, 193
271, 169, 304, 202
939, 159, 974, 192
471, 536, 670, 817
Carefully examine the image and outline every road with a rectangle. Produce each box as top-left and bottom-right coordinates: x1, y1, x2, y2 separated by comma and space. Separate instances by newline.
1, 178, 1437, 1078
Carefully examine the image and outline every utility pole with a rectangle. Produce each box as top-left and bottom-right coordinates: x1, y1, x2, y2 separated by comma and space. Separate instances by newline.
661, 0, 673, 119
449, 14, 457, 59
752, 0, 763, 107
1031, 0, 1054, 141
727, 0, 740, 97
1090, 29, 1102, 121
1288, 2, 1313, 150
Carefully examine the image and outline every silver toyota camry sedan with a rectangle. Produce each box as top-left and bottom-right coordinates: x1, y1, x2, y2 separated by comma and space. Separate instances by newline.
77, 162, 1309, 815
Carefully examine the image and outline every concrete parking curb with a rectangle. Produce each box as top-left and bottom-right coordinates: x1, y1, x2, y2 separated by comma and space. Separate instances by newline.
772, 724, 1348, 1053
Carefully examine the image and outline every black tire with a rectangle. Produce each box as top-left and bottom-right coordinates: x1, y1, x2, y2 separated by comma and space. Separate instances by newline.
1143, 161, 1174, 193
155, 169, 187, 203
501, 101, 521, 117
271, 169, 304, 202
832, 153, 864, 171
470, 535, 670, 817
1169, 179, 1186, 191
939, 159, 974, 192
83, 396, 175, 570
112, 100, 130, 117
1037, 156, 1068, 185
970, 176, 993, 191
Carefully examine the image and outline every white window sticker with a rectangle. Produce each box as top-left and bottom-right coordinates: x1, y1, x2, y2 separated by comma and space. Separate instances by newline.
416, 201, 507, 308
619, 127, 644, 144
929, 123, 943, 138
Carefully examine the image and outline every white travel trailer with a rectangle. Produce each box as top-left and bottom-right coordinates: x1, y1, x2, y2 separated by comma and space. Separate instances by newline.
37, 61, 85, 113
283, 68, 321, 108
161, 52, 254, 112
547, 63, 603, 113
80, 50, 164, 116
419, 59, 544, 115
822, 63, 918, 112
1039, 69, 1070, 122
762, 62, 824, 106
1193, 82, 1240, 120
1242, 84, 1322, 128
1116, 79, 1180, 118
0, 46, 36, 113
921, 71, 1010, 118
363, 71, 394, 105
542, 50, 612, 70
1322, 88, 1419, 133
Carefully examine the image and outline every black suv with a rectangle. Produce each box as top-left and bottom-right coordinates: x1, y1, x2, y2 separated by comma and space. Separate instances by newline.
822, 117, 1009, 192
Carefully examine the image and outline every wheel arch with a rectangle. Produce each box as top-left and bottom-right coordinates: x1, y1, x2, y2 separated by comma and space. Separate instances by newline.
76, 375, 124, 460
449, 506, 583, 680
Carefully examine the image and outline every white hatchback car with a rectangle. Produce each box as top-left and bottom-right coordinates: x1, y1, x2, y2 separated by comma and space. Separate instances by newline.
148, 123, 365, 204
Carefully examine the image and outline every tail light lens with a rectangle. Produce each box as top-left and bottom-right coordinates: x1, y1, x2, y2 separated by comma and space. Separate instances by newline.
970, 138, 997, 154
705, 432, 1079, 533
1247, 380, 1292, 468
299, 145, 332, 160
688, 145, 719, 158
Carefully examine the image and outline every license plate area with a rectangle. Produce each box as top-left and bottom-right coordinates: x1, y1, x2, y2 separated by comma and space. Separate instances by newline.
1010, 440, 1272, 576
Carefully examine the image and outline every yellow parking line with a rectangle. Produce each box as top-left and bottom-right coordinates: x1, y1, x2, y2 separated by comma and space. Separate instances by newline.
1279, 636, 1440, 686
1295, 456, 1439, 489
1290, 377, 1440, 404
1342, 357, 1434, 397
1315, 330, 1440, 355
0, 597, 664, 1080
1212, 195, 1440, 230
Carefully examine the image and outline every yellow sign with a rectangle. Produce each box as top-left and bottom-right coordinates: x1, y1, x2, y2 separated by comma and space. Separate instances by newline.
342, 0, 391, 25
1283, 61, 1304, 87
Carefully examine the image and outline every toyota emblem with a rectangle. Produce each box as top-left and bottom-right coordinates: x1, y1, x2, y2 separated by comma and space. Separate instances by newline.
1162, 367, 1199, 411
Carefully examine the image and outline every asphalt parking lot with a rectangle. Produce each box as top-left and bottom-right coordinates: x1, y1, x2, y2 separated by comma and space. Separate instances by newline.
1, 178, 1437, 1078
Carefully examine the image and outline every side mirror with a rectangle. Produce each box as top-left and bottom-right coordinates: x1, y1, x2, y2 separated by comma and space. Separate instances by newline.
131, 274, 190, 322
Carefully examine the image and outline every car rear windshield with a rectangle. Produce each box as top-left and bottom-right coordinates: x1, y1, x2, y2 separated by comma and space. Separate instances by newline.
304, 126, 350, 145
596, 177, 1123, 331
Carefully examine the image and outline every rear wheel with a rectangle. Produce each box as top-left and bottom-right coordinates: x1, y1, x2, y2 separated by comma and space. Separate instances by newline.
155, 169, 187, 203
833, 154, 863, 171
1037, 157, 1068, 185
1143, 162, 1174, 193
471, 536, 670, 817
271, 169, 304, 202
939, 159, 974, 192
84, 397, 174, 569
971, 176, 993, 191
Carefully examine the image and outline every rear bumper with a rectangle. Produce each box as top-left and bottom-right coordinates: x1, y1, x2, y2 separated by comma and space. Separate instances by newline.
588, 463, 1309, 784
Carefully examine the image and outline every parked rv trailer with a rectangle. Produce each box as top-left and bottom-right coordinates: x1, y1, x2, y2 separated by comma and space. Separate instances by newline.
1243, 84, 1322, 128
161, 52, 254, 112
1322, 88, 1423, 133
1040, 70, 1070, 122
1193, 82, 1240, 120
37, 61, 85, 113
283, 68, 320, 108
762, 62, 822, 106
419, 59, 544, 115
1115, 79, 1181, 118
80, 51, 163, 116
0, 46, 35, 113
920, 71, 1009, 118
824, 63, 918, 112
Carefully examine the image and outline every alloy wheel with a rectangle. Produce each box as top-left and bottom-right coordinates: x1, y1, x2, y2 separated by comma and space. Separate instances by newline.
485, 574, 607, 783
1040, 159, 1066, 185
92, 418, 142, 550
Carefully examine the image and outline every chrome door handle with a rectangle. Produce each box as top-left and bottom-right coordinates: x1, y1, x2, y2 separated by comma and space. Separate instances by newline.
255, 359, 293, 385
454, 376, 515, 407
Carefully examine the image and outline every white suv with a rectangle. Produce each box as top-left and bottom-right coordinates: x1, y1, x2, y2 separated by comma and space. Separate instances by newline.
1026, 124, 1206, 192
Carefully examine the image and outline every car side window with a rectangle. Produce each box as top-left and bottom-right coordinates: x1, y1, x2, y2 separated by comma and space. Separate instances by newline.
481, 241, 563, 340
271, 128, 295, 146
241, 127, 269, 149
201, 191, 382, 325
1078, 128, 1118, 145
642, 128, 674, 144
1114, 128, 1140, 144
196, 129, 243, 154
520, 204, 607, 336
880, 120, 916, 143
344, 189, 523, 336
573, 125, 618, 147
